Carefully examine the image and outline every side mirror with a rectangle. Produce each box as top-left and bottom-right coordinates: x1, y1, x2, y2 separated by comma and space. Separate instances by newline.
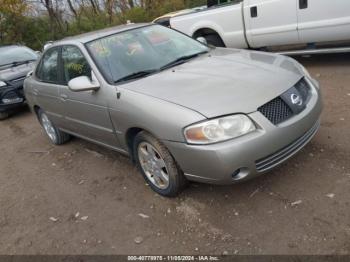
196, 37, 208, 45
26, 70, 33, 78
68, 76, 100, 92
43, 41, 54, 51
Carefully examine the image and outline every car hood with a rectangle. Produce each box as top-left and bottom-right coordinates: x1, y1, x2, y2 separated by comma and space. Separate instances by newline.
0, 62, 35, 83
123, 49, 304, 118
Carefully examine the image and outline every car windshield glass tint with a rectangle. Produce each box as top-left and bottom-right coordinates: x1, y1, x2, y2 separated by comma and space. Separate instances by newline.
0, 46, 38, 67
86, 25, 209, 83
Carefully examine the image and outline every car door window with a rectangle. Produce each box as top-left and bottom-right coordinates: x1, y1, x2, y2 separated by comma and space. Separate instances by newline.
62, 46, 91, 84
36, 48, 59, 83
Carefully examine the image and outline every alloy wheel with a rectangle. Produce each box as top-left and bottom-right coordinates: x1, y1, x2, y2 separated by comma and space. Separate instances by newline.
137, 142, 170, 190
41, 113, 57, 143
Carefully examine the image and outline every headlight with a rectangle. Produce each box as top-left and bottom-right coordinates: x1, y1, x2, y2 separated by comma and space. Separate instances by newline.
0, 81, 7, 88
184, 114, 256, 145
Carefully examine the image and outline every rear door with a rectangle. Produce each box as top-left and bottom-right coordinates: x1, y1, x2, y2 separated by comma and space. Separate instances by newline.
297, 0, 350, 43
33, 47, 66, 127
58, 45, 119, 148
244, 0, 299, 48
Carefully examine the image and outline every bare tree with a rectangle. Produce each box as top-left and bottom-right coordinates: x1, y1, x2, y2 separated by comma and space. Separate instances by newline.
87, 0, 100, 14
66, 0, 78, 18
40, 0, 64, 37
104, 0, 114, 23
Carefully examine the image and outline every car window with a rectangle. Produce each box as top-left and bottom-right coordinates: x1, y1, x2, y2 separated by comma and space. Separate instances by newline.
36, 48, 59, 83
62, 46, 91, 84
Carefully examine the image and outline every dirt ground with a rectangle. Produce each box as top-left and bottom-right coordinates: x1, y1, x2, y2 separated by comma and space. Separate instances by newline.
0, 53, 349, 255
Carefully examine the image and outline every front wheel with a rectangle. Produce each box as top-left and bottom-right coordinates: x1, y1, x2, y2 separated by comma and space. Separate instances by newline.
38, 109, 70, 145
133, 132, 187, 197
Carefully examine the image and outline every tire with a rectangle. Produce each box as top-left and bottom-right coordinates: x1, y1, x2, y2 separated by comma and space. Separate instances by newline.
133, 131, 187, 197
38, 109, 70, 145
204, 34, 226, 47
0, 112, 9, 120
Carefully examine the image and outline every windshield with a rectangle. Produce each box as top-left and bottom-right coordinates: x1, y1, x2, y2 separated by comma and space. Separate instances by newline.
86, 25, 209, 83
0, 46, 38, 67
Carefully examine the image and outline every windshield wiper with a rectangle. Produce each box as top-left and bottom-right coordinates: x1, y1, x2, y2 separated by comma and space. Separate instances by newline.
160, 51, 208, 71
12, 59, 37, 67
114, 69, 159, 83
0, 59, 36, 68
113, 51, 208, 84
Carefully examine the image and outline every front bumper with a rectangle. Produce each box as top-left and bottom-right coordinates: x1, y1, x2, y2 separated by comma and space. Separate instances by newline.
0, 85, 26, 113
163, 80, 323, 185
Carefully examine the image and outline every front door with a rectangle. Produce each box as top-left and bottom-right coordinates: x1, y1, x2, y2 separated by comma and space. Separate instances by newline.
58, 45, 119, 148
244, 0, 299, 48
297, 0, 350, 44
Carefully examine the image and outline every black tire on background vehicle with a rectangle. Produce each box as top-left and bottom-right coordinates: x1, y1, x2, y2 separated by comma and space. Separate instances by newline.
133, 131, 188, 197
204, 34, 226, 47
0, 112, 9, 120
38, 109, 71, 145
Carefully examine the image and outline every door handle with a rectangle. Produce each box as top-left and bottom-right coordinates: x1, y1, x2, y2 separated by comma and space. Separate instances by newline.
250, 6, 258, 18
299, 0, 308, 9
60, 94, 68, 100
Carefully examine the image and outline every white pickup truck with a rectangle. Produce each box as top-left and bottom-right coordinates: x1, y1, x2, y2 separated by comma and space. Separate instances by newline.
156, 0, 350, 55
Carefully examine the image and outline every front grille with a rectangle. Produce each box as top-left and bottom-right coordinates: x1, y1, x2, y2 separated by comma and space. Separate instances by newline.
258, 78, 311, 125
295, 78, 311, 103
258, 97, 293, 125
255, 121, 320, 172
3, 91, 18, 99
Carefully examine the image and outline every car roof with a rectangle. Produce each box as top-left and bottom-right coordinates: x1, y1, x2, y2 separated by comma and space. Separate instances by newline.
53, 23, 151, 46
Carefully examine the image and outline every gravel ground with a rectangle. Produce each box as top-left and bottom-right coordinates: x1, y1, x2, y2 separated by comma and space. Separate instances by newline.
0, 53, 349, 255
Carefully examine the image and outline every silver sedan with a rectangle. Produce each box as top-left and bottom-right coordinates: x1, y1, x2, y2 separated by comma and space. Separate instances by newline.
24, 24, 322, 196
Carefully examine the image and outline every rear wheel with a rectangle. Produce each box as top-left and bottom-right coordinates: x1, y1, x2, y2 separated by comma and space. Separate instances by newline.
0, 112, 9, 120
38, 109, 70, 145
133, 131, 187, 197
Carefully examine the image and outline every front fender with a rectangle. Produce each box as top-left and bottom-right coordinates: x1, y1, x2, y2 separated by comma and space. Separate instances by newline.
108, 88, 206, 151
